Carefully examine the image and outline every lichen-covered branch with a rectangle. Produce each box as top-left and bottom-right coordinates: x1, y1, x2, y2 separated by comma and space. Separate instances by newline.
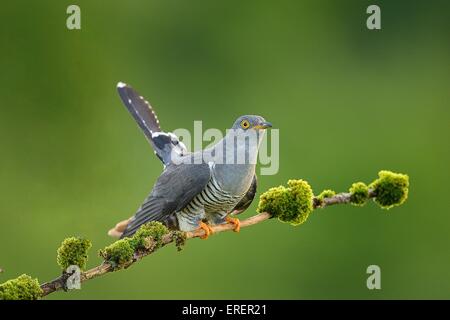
40, 213, 272, 297
1, 170, 409, 300
313, 189, 377, 207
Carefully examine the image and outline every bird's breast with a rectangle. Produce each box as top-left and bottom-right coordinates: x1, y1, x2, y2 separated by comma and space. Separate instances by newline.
181, 174, 244, 217
212, 163, 256, 195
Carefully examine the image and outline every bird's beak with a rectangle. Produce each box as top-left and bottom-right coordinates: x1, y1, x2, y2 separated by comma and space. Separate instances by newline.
254, 121, 272, 130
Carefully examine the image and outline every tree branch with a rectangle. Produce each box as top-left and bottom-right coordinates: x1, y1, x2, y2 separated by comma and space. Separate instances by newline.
39, 190, 377, 298
313, 189, 376, 207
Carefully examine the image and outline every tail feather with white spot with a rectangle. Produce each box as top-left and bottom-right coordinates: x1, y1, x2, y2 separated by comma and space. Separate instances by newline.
117, 82, 188, 165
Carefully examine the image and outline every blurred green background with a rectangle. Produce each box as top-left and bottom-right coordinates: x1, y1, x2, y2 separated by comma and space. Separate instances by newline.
0, 0, 449, 299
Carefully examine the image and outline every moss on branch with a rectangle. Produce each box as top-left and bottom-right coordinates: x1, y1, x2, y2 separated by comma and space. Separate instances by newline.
99, 221, 170, 269
370, 170, 409, 209
349, 182, 369, 206
315, 189, 336, 207
257, 179, 313, 225
257, 170, 409, 226
1, 169, 409, 299
57, 237, 92, 270
0, 274, 42, 300
172, 231, 187, 251
128, 221, 169, 251
99, 239, 134, 269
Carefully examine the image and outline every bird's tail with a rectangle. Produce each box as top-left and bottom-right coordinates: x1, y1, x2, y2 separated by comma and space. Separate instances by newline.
107, 218, 131, 238
116, 81, 188, 165
117, 82, 162, 138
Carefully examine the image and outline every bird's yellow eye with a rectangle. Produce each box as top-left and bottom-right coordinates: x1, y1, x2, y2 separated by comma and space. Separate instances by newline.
240, 119, 250, 129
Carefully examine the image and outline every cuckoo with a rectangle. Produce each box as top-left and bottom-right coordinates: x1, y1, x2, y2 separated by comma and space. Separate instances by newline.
109, 82, 272, 239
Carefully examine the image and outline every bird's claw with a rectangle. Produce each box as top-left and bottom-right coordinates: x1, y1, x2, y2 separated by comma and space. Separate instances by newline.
197, 221, 214, 240
226, 216, 241, 233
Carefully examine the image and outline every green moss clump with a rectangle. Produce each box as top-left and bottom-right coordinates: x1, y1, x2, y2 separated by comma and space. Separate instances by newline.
99, 239, 134, 268
258, 185, 291, 218
56, 237, 92, 271
128, 221, 169, 251
172, 231, 187, 251
370, 170, 409, 209
287, 180, 314, 225
315, 189, 336, 207
0, 274, 43, 300
99, 222, 170, 269
257, 179, 313, 226
349, 182, 369, 206
317, 189, 336, 200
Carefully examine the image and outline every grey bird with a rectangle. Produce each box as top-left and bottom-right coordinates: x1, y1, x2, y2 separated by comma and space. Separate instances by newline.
108, 82, 271, 239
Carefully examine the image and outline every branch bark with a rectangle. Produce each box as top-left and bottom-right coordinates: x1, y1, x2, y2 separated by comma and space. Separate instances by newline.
313, 189, 376, 207
40, 190, 375, 297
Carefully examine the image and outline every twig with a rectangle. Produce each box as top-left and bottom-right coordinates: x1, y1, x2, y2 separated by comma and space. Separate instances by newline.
40, 190, 376, 297
313, 189, 376, 208
40, 212, 272, 297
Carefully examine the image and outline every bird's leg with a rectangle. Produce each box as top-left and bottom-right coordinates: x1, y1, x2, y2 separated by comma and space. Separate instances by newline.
225, 216, 241, 233
197, 221, 214, 240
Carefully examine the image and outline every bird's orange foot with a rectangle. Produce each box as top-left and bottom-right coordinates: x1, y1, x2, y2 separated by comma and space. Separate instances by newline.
225, 216, 241, 233
197, 221, 214, 240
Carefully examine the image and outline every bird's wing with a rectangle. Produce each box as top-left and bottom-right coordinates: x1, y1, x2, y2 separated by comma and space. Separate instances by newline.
231, 174, 257, 215
117, 82, 187, 165
120, 161, 211, 238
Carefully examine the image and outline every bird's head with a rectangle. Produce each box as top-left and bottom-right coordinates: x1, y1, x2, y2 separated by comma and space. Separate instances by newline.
231, 115, 272, 132
226, 115, 273, 155
202, 115, 272, 165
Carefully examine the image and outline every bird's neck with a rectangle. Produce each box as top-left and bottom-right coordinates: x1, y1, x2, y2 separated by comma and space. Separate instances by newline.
219, 129, 265, 164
